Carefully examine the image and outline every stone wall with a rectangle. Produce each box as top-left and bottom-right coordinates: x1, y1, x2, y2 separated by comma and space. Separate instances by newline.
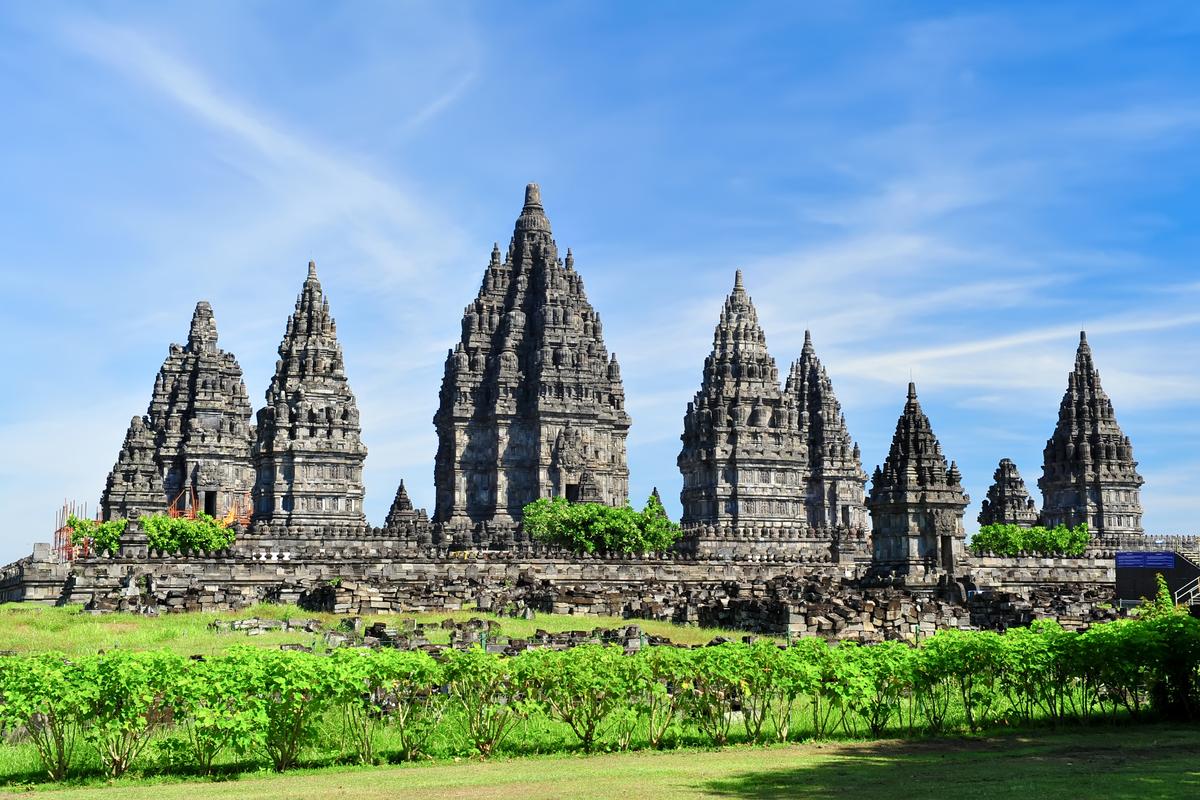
968, 554, 1116, 592
0, 515, 1133, 643
677, 522, 870, 563
0, 544, 72, 604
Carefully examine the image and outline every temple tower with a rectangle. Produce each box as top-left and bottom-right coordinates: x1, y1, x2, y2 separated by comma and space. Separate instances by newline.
384, 480, 426, 527
252, 262, 367, 527
785, 330, 868, 529
868, 383, 969, 585
678, 271, 807, 528
978, 458, 1039, 527
101, 301, 254, 520
433, 184, 630, 523
1038, 332, 1143, 538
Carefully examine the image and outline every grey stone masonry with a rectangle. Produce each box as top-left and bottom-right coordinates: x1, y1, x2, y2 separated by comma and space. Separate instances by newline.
433, 184, 631, 524
785, 330, 869, 530
1039, 332, 1143, 537
101, 415, 165, 519
978, 458, 1039, 527
102, 301, 255, 520
252, 262, 367, 527
679, 271, 808, 529
869, 383, 969, 586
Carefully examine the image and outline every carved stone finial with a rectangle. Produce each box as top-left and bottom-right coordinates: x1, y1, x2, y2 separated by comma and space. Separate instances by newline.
524, 183, 542, 208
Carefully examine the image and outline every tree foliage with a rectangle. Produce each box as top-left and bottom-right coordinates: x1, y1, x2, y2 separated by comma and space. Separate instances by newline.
522, 493, 682, 554
65, 515, 127, 554
970, 523, 1090, 556
65, 513, 235, 554
139, 513, 236, 553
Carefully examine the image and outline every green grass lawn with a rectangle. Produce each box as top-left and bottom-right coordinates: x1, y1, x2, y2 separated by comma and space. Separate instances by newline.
0, 725, 1195, 799
0, 604, 757, 656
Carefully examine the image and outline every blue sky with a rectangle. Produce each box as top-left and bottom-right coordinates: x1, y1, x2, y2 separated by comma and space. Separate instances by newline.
1, 2, 1199, 563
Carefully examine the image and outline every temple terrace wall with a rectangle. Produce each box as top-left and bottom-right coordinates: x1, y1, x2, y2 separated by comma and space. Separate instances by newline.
0, 530, 1123, 643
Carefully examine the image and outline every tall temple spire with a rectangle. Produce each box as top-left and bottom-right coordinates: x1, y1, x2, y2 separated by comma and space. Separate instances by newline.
868, 382, 969, 586
784, 330, 868, 529
252, 261, 367, 528
433, 184, 630, 524
678, 271, 806, 530
978, 458, 1039, 527
1038, 331, 1143, 538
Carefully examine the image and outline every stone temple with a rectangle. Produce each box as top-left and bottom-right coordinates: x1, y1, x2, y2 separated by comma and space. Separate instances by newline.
1038, 332, 1143, 538
252, 262, 367, 527
3, 183, 1185, 637
677, 272, 868, 558
101, 301, 254, 520
785, 331, 869, 530
433, 184, 630, 524
868, 383, 969, 586
978, 458, 1039, 528
678, 271, 807, 528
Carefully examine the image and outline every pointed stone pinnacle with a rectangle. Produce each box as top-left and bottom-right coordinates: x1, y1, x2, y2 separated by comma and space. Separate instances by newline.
308, 260, 318, 278
907, 381, 918, 401
734, 269, 744, 290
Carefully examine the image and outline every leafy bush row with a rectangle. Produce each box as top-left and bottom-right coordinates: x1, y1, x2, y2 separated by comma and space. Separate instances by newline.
66, 514, 235, 555
970, 523, 1090, 556
522, 493, 681, 554
3, 600, 1198, 782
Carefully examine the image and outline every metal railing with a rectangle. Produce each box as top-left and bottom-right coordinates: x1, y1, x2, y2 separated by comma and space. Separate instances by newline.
1174, 575, 1200, 607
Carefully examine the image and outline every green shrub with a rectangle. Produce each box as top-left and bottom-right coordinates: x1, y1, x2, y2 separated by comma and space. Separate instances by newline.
0, 653, 92, 779
174, 648, 265, 772
239, 648, 336, 771
78, 649, 184, 777
65, 515, 127, 554
140, 513, 235, 553
65, 513, 235, 554
520, 645, 632, 752
522, 492, 682, 554
443, 646, 527, 757
628, 644, 691, 748
970, 523, 1089, 556
329, 648, 444, 764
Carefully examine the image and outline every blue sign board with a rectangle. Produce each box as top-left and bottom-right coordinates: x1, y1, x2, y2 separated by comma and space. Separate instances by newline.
1116, 552, 1176, 569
